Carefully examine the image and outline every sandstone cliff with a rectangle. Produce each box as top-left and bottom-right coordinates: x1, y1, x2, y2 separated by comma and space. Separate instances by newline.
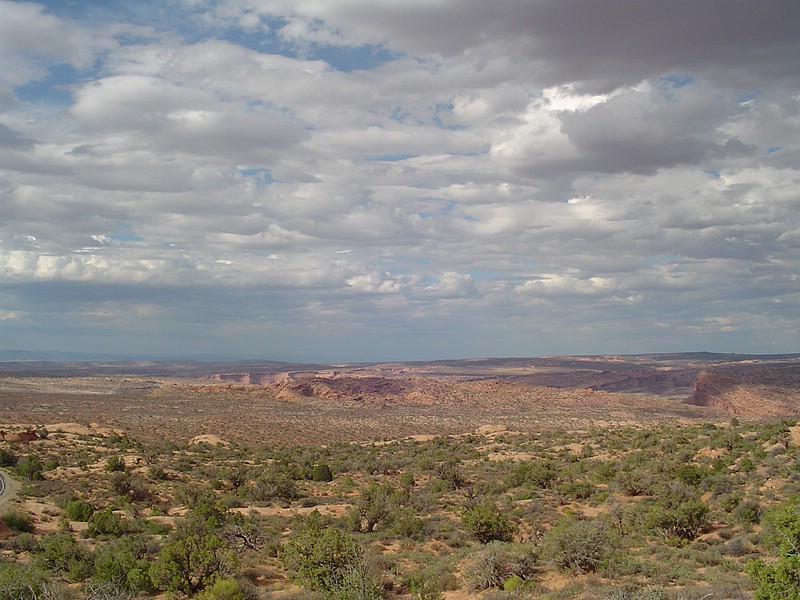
685, 366, 800, 417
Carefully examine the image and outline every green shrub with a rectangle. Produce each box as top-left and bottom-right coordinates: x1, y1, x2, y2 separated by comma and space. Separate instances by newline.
506, 460, 557, 489
745, 498, 800, 598
673, 464, 712, 487
10, 532, 39, 553
748, 555, 800, 600
390, 508, 426, 540
311, 463, 334, 482
0, 562, 49, 600
0, 448, 18, 467
15, 455, 44, 481
542, 517, 616, 573
559, 480, 595, 501
36, 532, 94, 581
463, 541, 538, 591
105, 455, 126, 472
195, 577, 257, 600
280, 518, 380, 597
87, 508, 129, 537
646, 498, 710, 541
462, 499, 515, 544
64, 499, 94, 522
399, 472, 416, 490
93, 535, 154, 593
733, 499, 763, 525
2, 509, 35, 533
248, 470, 300, 502
408, 573, 444, 600
405, 557, 458, 599
147, 464, 169, 481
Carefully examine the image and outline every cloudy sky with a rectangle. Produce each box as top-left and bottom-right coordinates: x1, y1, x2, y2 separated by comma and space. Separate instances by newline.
1, 0, 798, 361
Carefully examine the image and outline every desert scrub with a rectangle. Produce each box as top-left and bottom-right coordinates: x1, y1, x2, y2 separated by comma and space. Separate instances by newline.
557, 479, 595, 502
63, 498, 95, 522
105, 455, 126, 473
1, 509, 35, 534
644, 482, 710, 542
35, 532, 94, 582
463, 541, 538, 591
404, 553, 459, 599
0, 562, 61, 600
604, 586, 666, 600
0, 447, 18, 467
541, 516, 618, 574
280, 516, 382, 598
92, 534, 155, 593
733, 498, 763, 525
247, 469, 300, 503
504, 459, 558, 490
15, 455, 45, 481
461, 498, 516, 544
87, 508, 132, 537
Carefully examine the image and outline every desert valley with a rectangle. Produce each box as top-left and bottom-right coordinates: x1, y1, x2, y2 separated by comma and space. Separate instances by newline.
1, 353, 800, 599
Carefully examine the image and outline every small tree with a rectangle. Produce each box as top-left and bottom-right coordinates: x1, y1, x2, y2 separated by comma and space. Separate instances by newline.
748, 500, 800, 599
149, 516, 236, 595
36, 532, 94, 581
462, 499, 515, 544
87, 508, 129, 538
354, 483, 395, 533
311, 463, 334, 482
15, 455, 44, 481
64, 498, 95, 522
93, 534, 154, 593
645, 482, 709, 541
280, 514, 382, 598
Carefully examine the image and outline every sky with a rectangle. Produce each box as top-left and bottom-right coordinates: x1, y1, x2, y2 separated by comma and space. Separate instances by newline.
0, 0, 799, 362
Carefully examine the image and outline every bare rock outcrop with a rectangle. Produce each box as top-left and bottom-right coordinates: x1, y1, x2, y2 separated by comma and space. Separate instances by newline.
272, 376, 455, 405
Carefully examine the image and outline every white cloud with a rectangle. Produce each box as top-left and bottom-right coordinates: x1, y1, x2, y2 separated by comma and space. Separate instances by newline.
0, 0, 798, 360
0, 308, 23, 320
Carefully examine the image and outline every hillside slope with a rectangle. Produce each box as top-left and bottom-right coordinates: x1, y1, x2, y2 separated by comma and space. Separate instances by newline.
685, 365, 800, 417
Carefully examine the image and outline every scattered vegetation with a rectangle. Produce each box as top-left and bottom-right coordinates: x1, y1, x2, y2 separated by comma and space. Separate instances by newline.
2, 416, 800, 598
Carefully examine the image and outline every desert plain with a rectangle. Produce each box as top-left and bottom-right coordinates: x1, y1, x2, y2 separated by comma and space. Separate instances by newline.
1, 352, 800, 599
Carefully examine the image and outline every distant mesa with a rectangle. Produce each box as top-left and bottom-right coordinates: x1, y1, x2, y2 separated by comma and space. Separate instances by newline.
211, 373, 252, 385
685, 365, 800, 417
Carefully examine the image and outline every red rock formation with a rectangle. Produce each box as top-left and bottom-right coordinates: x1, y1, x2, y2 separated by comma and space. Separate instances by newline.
686, 367, 800, 417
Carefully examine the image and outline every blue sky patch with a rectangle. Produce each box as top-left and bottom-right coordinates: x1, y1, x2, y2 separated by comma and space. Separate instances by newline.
238, 168, 274, 184
110, 224, 144, 243
14, 64, 85, 107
